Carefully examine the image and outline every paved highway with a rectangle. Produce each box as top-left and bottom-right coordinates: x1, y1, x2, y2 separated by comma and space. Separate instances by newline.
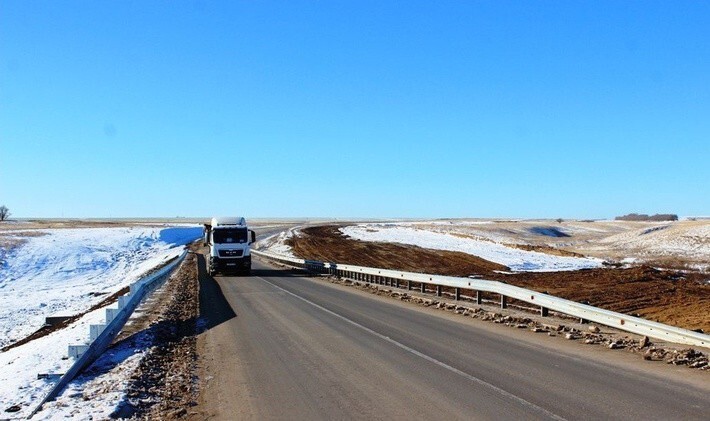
193, 251, 709, 420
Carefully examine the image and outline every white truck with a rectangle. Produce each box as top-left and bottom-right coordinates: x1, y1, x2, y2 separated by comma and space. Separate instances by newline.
203, 217, 256, 276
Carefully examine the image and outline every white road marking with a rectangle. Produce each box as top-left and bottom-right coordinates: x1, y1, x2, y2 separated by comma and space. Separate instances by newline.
255, 275, 567, 421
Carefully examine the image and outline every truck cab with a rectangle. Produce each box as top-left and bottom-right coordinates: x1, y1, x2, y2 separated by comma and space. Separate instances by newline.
204, 217, 256, 276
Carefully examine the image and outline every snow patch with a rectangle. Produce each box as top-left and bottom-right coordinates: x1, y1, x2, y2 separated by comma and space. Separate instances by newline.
341, 224, 602, 272
258, 228, 299, 257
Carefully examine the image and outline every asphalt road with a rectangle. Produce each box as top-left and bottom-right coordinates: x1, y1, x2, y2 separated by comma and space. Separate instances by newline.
195, 257, 709, 420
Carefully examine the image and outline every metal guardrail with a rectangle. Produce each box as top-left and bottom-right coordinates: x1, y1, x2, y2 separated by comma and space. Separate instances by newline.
252, 249, 710, 348
29, 249, 189, 419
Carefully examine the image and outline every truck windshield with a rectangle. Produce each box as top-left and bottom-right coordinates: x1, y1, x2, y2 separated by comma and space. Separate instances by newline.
213, 228, 248, 244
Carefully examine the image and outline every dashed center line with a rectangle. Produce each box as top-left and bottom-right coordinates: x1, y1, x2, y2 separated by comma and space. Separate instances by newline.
255, 275, 566, 421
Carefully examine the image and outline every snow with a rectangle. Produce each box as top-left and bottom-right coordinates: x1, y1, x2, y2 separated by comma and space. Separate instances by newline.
341, 224, 603, 272
0, 305, 112, 418
0, 226, 201, 418
35, 308, 156, 420
257, 228, 299, 257
0, 226, 202, 348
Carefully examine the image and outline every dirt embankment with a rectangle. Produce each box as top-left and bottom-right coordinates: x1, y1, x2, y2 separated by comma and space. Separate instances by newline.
118, 250, 200, 420
288, 225, 509, 277
288, 226, 710, 332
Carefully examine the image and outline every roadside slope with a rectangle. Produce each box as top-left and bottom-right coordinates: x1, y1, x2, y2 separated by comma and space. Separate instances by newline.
287, 225, 710, 332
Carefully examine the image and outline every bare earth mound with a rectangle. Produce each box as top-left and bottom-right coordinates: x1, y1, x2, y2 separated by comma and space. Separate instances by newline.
288, 226, 710, 332
288, 225, 509, 277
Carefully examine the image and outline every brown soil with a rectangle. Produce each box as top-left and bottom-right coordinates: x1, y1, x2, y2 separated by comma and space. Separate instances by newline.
288, 225, 509, 277
288, 226, 710, 332
504, 243, 587, 258
116, 250, 200, 420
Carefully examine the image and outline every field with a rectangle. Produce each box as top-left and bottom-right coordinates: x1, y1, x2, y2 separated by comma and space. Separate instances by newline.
264, 220, 710, 332
0, 221, 202, 418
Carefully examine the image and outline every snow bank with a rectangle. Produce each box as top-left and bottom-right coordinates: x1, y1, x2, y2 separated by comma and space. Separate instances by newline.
0, 225, 201, 418
257, 228, 298, 257
0, 226, 202, 348
341, 224, 603, 272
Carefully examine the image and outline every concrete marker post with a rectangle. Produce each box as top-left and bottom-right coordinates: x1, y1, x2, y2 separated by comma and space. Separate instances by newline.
117, 295, 131, 309
89, 324, 106, 341
105, 308, 120, 324
68, 344, 89, 359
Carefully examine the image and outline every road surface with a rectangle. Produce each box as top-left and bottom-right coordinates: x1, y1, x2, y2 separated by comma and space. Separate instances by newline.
194, 256, 709, 420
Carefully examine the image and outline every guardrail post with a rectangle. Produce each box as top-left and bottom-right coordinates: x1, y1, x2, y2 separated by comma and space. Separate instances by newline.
407, 280, 412, 290
117, 295, 131, 309
130, 282, 140, 296
89, 324, 106, 341
68, 344, 89, 359
500, 295, 508, 309
436, 285, 442, 297
455, 287, 461, 301
421, 283, 426, 293
395, 279, 400, 288
476, 290, 482, 304
541, 306, 549, 317
105, 308, 120, 324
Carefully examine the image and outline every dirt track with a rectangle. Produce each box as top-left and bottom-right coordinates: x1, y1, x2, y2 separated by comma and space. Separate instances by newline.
288, 226, 710, 332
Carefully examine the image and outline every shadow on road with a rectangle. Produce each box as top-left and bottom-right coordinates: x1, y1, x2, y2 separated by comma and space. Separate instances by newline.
197, 253, 237, 332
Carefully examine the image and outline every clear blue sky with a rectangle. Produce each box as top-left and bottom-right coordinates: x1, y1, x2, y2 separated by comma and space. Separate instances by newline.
1, 1, 708, 219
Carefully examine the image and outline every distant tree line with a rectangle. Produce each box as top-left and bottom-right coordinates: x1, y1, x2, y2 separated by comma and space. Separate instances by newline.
615, 213, 678, 222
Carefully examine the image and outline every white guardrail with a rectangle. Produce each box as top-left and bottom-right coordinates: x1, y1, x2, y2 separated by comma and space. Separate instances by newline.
29, 249, 189, 419
252, 249, 710, 349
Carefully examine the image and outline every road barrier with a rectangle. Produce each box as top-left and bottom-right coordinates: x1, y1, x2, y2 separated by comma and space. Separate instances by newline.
29, 250, 189, 419
252, 249, 710, 348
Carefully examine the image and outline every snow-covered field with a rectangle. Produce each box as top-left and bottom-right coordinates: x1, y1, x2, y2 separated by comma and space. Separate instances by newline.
0, 226, 201, 348
341, 224, 604, 272
594, 223, 710, 265
0, 225, 201, 418
255, 219, 710, 272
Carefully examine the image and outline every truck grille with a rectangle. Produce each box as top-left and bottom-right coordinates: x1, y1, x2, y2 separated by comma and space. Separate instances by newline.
219, 249, 244, 257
